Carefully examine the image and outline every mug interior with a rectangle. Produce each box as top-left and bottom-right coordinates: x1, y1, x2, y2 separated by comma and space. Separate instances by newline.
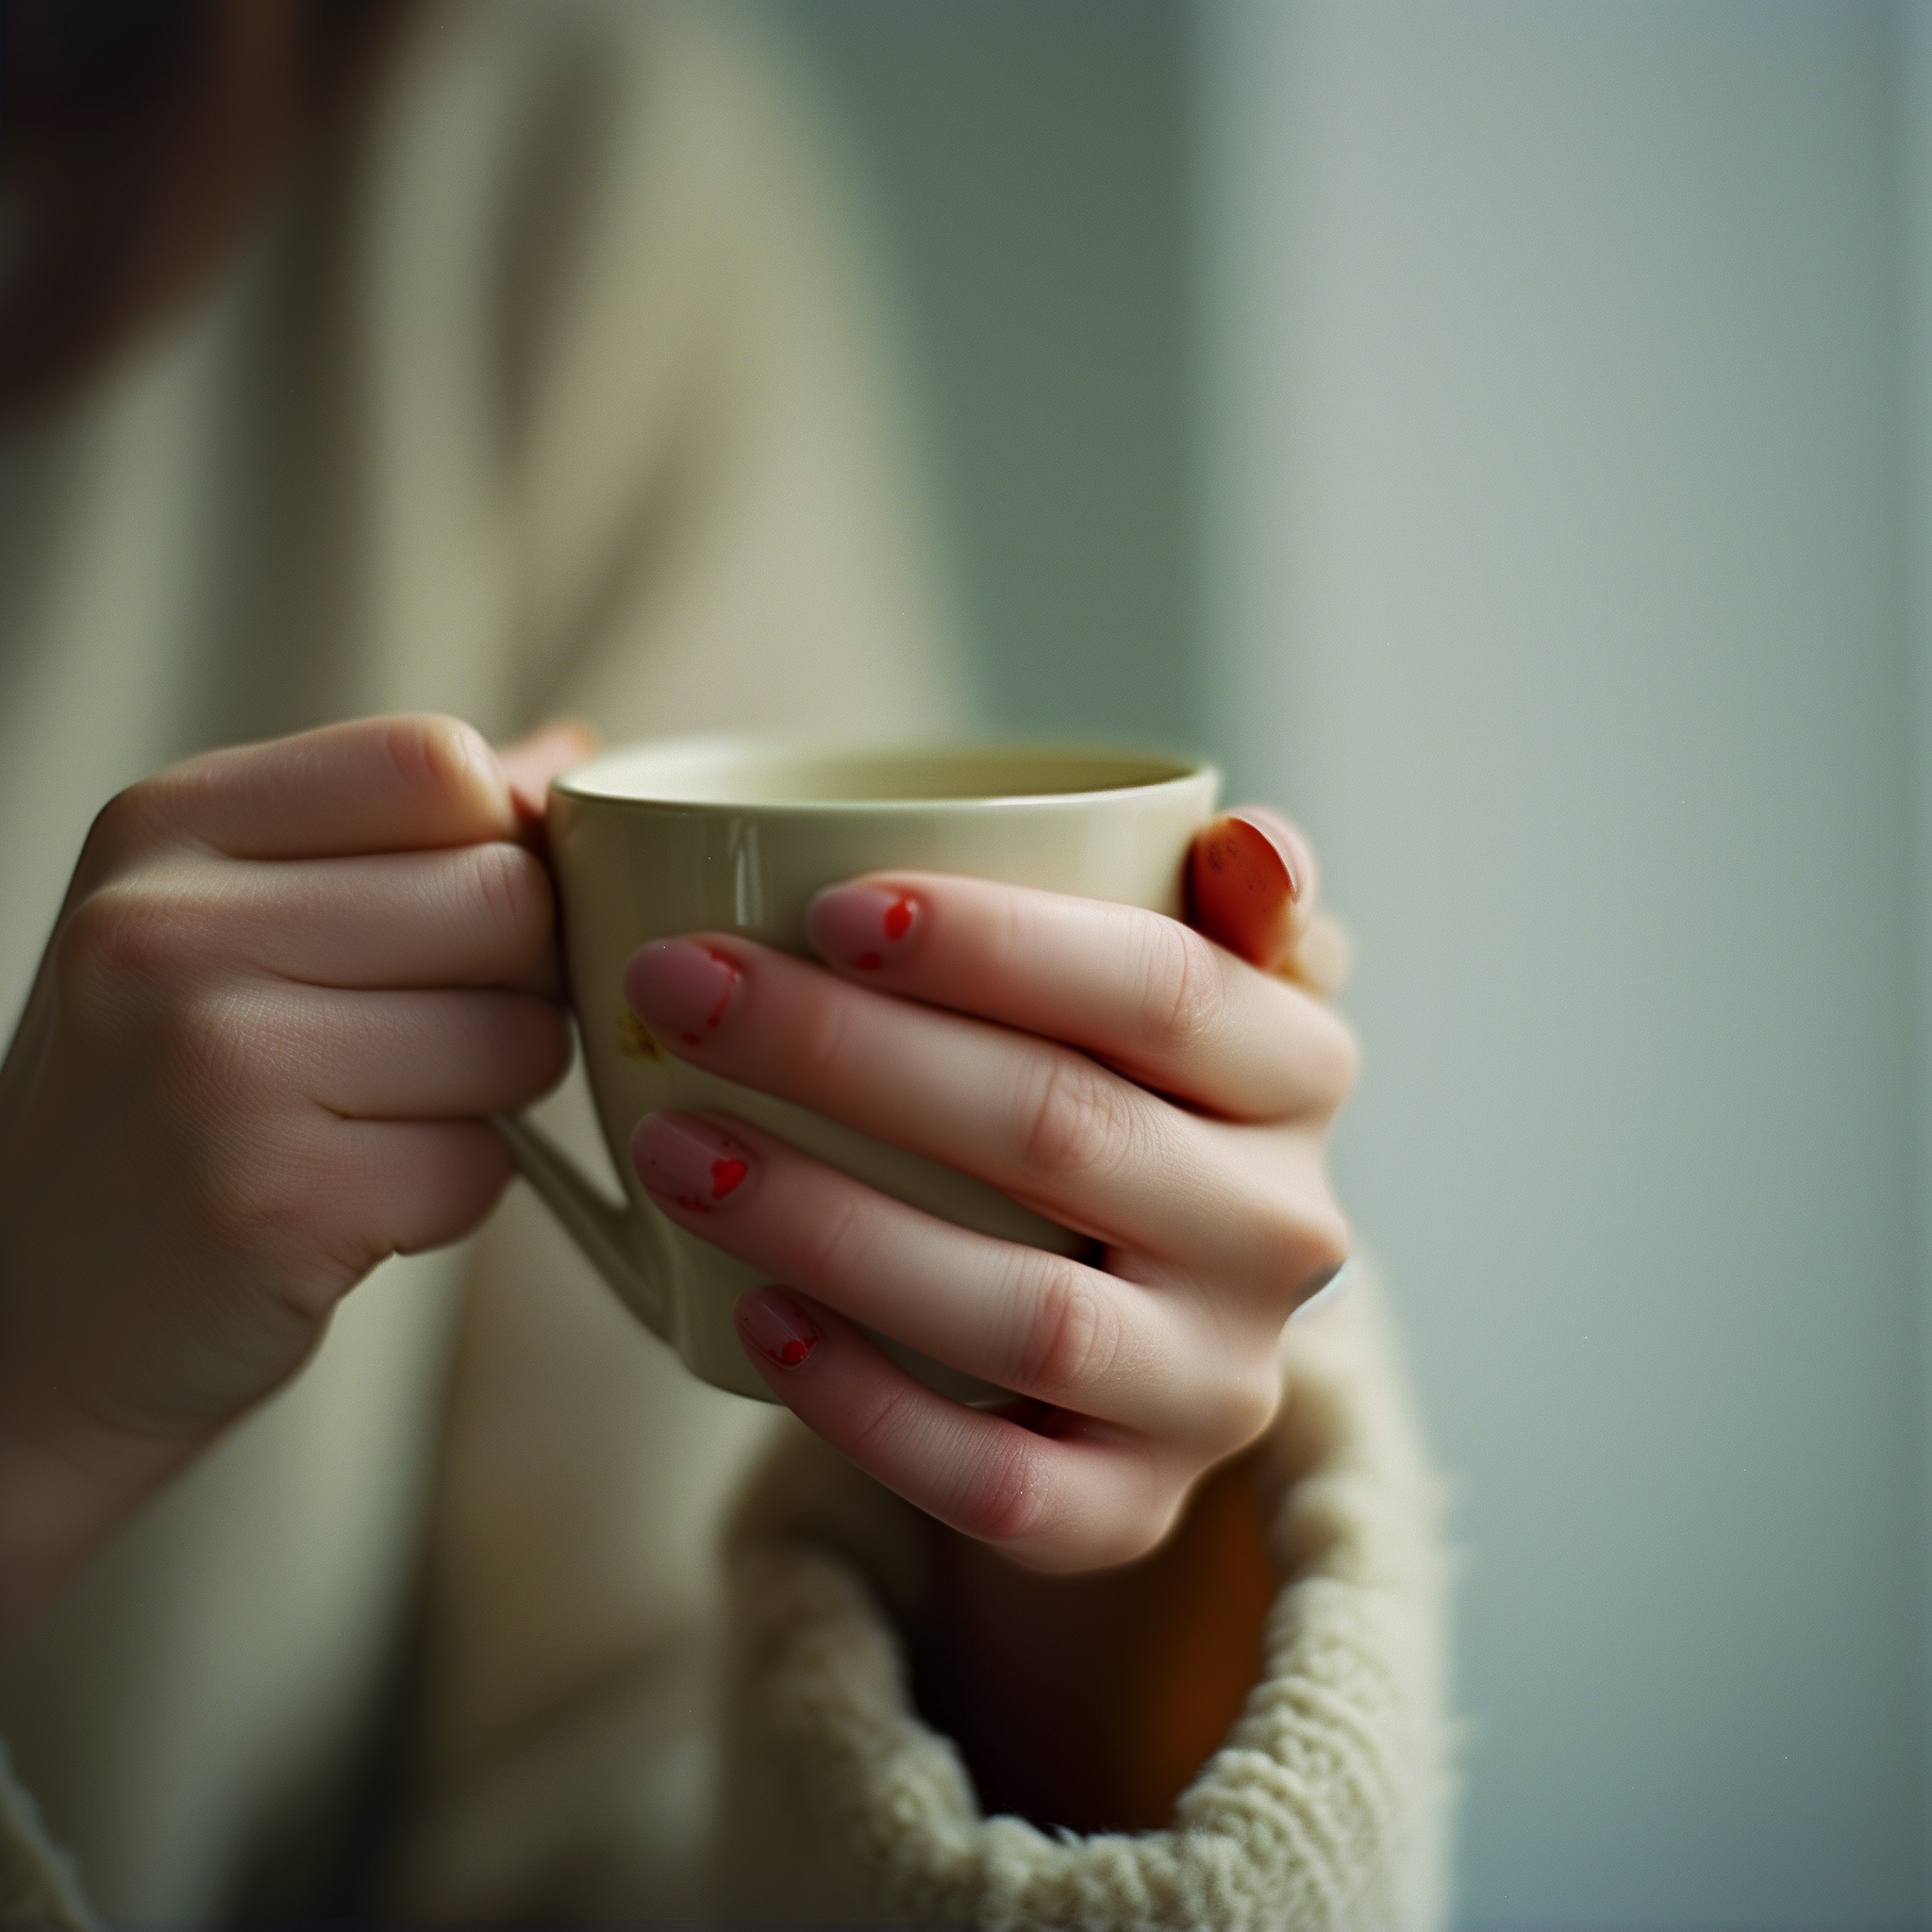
557, 738, 1202, 808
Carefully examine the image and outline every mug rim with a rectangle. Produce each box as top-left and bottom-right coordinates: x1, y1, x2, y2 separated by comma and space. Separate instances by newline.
552, 732, 1218, 813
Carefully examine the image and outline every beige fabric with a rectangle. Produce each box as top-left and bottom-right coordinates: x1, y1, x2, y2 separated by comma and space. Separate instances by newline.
715, 1272, 1449, 1930
0, 1, 957, 1919
0, 1, 1451, 1924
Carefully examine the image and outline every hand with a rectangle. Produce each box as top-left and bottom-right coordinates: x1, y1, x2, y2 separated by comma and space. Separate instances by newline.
0, 714, 588, 1642
623, 806, 1353, 1574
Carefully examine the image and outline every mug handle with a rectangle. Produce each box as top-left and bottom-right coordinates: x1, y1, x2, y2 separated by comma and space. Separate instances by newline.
488, 1113, 668, 1333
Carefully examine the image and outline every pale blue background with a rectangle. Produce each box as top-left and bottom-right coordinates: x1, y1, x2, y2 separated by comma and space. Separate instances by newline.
783, 5, 1932, 1925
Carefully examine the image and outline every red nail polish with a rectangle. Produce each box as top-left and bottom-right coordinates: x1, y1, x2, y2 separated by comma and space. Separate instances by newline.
736, 1288, 819, 1369
632, 1111, 756, 1208
625, 940, 742, 1047
808, 884, 922, 974
1188, 808, 1302, 967
1228, 806, 1307, 903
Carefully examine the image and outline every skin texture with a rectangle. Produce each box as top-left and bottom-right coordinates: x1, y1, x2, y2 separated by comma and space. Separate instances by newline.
0, 705, 1352, 1835
625, 813, 1353, 1575
627, 805, 1353, 1824
0, 714, 590, 1648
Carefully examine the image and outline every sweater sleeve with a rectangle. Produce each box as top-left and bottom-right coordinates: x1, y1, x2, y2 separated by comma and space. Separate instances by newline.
377, 8, 1451, 1925
712, 1266, 1454, 1931
390, 1257, 1450, 1927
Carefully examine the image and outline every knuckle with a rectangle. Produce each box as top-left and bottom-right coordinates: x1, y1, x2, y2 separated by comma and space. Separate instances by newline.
387, 714, 494, 810
153, 983, 263, 1112
78, 781, 167, 874
954, 1434, 1052, 1547
791, 1184, 874, 1289
1012, 1259, 1122, 1402
1247, 1200, 1307, 1285
1140, 917, 1226, 1061
1303, 1201, 1353, 1287
467, 841, 553, 945
791, 976, 857, 1084
842, 1375, 915, 1471
1292, 1206, 1353, 1304
1228, 1166, 1352, 1306
1018, 1052, 1133, 1184
1250, 1188, 1352, 1302
54, 885, 197, 1027
984, 883, 1031, 975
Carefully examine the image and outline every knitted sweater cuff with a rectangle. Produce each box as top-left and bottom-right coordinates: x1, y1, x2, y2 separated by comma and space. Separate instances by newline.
714, 1266, 1454, 1930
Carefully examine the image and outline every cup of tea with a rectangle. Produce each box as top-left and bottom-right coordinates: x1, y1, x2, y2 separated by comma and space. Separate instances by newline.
494, 735, 1219, 1401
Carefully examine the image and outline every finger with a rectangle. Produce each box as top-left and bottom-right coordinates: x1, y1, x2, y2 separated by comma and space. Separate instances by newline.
731, 1287, 1184, 1573
631, 1111, 1273, 1444
498, 719, 596, 827
804, 873, 1354, 1121
623, 939, 1351, 1293
1189, 806, 1316, 971
125, 715, 519, 861
280, 987, 571, 1119
210, 843, 560, 992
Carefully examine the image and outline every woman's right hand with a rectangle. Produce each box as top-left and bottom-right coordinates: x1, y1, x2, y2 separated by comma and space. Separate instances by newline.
0, 714, 585, 1645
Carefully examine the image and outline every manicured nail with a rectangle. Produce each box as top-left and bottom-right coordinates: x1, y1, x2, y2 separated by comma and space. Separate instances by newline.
632, 1111, 754, 1213
1228, 807, 1309, 904
807, 883, 922, 973
1190, 806, 1311, 967
736, 1287, 820, 1369
625, 940, 742, 1047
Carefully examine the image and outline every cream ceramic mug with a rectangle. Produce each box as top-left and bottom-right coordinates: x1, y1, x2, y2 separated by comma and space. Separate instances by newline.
493, 735, 1220, 1403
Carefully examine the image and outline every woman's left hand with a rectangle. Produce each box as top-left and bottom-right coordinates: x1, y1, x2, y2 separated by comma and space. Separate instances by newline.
621, 809, 1355, 1574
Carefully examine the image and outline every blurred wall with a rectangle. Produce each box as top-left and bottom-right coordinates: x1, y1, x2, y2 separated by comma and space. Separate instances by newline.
770, 0, 1196, 743
1198, 4, 1926, 1926
777, 2, 1932, 1924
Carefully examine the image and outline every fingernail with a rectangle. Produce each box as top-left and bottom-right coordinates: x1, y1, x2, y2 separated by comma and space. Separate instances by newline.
736, 1288, 820, 1369
1190, 808, 1306, 967
625, 940, 742, 1047
808, 883, 922, 973
632, 1111, 754, 1213
1228, 807, 1308, 904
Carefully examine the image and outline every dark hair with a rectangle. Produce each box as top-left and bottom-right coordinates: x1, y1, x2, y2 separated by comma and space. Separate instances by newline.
0, 0, 415, 422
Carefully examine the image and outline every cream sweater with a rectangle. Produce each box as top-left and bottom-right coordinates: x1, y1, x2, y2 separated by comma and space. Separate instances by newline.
0, 4, 1450, 1923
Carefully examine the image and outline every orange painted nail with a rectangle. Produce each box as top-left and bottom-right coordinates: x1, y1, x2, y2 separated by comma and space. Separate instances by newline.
1189, 808, 1301, 967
